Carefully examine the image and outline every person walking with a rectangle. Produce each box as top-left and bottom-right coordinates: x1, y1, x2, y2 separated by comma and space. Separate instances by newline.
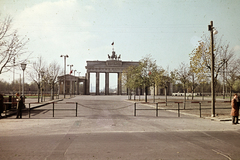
16, 93, 24, 119
231, 93, 239, 125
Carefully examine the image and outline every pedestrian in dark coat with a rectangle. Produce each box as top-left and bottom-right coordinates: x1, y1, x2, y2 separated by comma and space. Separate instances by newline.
16, 93, 24, 119
0, 93, 4, 118
231, 93, 239, 124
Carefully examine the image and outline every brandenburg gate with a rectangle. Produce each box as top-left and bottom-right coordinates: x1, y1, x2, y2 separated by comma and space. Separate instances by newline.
85, 50, 139, 95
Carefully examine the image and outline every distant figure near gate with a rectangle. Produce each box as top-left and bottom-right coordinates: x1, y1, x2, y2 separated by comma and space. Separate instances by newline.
231, 93, 239, 125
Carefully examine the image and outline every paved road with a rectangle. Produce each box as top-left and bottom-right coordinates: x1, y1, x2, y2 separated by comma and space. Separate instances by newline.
0, 95, 240, 160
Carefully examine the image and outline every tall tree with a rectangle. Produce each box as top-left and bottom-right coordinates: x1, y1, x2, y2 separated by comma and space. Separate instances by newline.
176, 62, 190, 109
190, 35, 234, 86
0, 15, 29, 75
28, 56, 45, 102
139, 55, 158, 102
45, 61, 61, 100
225, 58, 240, 100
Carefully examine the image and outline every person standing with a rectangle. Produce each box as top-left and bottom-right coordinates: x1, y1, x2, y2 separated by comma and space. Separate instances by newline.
0, 93, 4, 118
231, 93, 239, 125
16, 93, 24, 119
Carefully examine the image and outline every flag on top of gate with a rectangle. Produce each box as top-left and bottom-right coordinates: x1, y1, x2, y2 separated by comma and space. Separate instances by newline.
70, 70, 73, 74
111, 42, 114, 45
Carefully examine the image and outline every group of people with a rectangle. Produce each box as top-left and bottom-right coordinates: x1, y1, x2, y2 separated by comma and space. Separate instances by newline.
0, 93, 24, 119
231, 93, 240, 125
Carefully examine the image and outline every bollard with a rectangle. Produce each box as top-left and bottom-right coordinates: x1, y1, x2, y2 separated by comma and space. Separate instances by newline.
156, 103, 158, 117
53, 102, 54, 117
29, 103, 31, 118
134, 103, 136, 116
178, 103, 180, 117
199, 102, 201, 118
76, 102, 78, 117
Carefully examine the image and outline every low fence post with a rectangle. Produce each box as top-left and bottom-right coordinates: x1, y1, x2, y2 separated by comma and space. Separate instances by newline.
178, 103, 180, 117
76, 102, 78, 117
156, 103, 158, 117
53, 102, 54, 117
199, 102, 201, 118
134, 103, 136, 116
29, 103, 31, 118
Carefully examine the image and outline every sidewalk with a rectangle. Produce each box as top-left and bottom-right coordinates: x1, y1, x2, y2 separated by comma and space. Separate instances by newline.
1, 96, 65, 118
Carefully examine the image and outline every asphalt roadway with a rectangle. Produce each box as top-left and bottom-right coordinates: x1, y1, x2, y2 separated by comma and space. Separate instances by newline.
0, 95, 240, 160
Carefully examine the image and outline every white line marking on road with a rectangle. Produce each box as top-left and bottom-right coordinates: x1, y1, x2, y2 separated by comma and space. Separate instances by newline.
212, 149, 232, 160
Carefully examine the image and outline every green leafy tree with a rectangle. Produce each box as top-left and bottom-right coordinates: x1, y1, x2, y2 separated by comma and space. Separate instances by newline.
139, 55, 158, 102
122, 54, 159, 102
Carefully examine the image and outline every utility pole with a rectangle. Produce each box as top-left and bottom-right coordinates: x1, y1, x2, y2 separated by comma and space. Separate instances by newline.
208, 21, 218, 117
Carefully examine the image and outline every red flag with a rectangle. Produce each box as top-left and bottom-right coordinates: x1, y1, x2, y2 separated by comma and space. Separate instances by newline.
111, 42, 114, 45
70, 70, 72, 74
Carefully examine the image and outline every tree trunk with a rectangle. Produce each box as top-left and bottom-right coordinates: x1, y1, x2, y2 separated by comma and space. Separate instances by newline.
165, 87, 167, 106
145, 86, 148, 102
38, 84, 40, 103
184, 84, 186, 109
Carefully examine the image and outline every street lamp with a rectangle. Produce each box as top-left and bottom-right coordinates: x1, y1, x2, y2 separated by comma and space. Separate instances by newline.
20, 63, 27, 97
40, 70, 45, 102
60, 55, 69, 98
208, 21, 218, 117
50, 76, 54, 100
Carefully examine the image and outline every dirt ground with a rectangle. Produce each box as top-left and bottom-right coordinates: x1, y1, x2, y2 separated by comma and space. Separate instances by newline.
131, 96, 232, 120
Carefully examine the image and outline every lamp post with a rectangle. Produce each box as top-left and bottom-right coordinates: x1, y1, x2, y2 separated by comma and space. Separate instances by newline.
20, 63, 27, 97
60, 55, 69, 98
208, 21, 218, 117
50, 76, 54, 100
67, 64, 73, 95
40, 70, 45, 102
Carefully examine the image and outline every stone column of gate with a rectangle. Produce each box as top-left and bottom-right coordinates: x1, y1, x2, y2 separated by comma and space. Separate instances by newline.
96, 72, 99, 95
70, 80, 72, 96
87, 72, 90, 95
117, 72, 122, 95
58, 80, 61, 94
105, 72, 109, 95
77, 78, 79, 95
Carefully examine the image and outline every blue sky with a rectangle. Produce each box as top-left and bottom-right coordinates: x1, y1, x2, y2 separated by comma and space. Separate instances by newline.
0, 0, 240, 87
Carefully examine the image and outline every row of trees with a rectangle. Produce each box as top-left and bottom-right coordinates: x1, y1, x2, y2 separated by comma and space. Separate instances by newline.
27, 56, 61, 102
0, 56, 62, 102
122, 34, 239, 102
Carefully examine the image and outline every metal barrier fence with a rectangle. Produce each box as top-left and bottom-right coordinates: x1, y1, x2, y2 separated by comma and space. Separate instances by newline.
2, 101, 78, 118
28, 102, 78, 118
133, 101, 231, 118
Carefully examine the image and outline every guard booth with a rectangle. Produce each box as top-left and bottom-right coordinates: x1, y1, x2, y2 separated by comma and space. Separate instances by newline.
3, 95, 25, 110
